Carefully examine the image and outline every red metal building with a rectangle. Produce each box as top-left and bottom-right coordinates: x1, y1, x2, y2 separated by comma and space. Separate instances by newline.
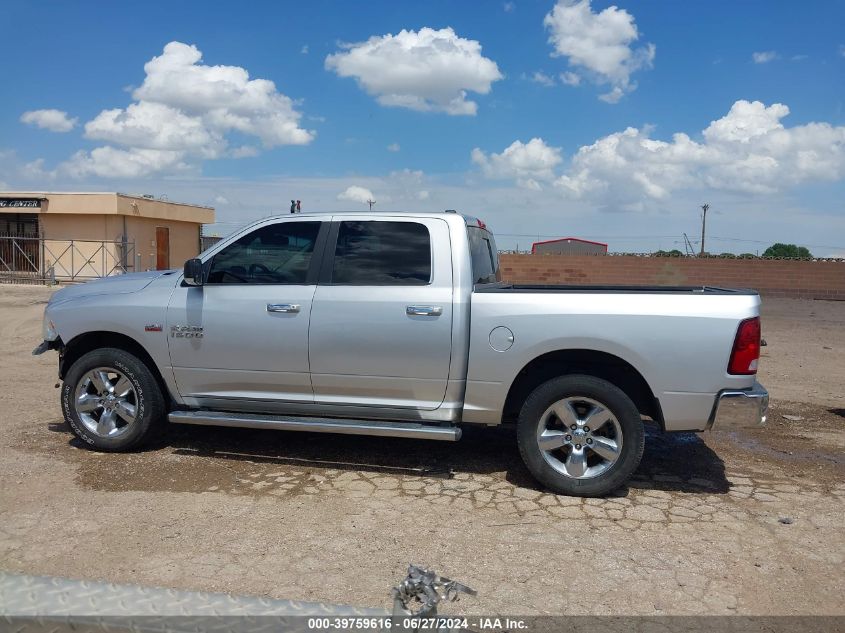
531, 237, 608, 255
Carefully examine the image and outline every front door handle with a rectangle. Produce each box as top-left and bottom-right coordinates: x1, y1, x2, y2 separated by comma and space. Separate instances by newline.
267, 303, 301, 313
406, 305, 443, 316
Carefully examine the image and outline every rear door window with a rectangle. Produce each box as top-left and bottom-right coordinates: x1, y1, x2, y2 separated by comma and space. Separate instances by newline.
330, 221, 431, 285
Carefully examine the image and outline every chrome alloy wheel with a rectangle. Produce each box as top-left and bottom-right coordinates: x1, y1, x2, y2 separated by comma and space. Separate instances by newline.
536, 396, 623, 479
74, 367, 138, 438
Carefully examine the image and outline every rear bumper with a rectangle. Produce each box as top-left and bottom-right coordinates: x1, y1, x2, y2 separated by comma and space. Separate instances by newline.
708, 381, 768, 430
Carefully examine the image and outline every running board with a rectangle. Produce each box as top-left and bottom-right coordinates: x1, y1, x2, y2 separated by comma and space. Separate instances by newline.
168, 410, 462, 441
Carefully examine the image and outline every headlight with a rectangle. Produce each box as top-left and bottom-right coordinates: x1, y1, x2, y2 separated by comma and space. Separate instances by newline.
42, 312, 59, 341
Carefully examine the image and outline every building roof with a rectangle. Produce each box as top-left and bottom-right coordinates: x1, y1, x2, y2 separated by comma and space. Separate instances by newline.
0, 191, 214, 224
531, 237, 608, 253
1, 191, 212, 209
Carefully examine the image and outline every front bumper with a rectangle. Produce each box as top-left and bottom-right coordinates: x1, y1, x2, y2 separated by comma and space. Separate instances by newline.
708, 381, 768, 430
32, 339, 61, 356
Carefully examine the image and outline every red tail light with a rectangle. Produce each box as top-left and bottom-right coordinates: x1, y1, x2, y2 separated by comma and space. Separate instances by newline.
728, 317, 761, 375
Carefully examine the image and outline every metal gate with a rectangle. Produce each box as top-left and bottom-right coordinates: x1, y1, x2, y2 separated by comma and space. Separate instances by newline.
0, 235, 136, 284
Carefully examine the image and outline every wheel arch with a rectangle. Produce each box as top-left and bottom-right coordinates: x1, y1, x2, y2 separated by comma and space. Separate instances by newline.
502, 348, 663, 428
60, 331, 173, 405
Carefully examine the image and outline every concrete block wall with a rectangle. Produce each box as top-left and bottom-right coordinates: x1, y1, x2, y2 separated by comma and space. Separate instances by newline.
499, 254, 845, 300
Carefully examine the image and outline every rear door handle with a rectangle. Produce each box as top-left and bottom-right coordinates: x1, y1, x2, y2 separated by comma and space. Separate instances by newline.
267, 303, 301, 313
406, 305, 443, 316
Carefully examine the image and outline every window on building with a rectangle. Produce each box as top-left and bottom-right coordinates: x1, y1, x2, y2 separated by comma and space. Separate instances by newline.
0, 213, 39, 236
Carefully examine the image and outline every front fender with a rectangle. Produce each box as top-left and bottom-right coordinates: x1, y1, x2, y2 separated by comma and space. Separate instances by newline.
45, 275, 182, 402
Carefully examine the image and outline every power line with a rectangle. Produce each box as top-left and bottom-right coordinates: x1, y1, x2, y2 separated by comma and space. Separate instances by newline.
494, 232, 844, 250
203, 225, 844, 251
709, 236, 844, 249
495, 233, 684, 239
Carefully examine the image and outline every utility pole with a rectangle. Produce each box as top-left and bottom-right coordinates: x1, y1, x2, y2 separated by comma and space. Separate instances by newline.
699, 203, 709, 256
367, 198, 376, 211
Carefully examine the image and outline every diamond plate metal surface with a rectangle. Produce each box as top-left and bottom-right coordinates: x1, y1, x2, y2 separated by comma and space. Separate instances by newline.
0, 571, 387, 632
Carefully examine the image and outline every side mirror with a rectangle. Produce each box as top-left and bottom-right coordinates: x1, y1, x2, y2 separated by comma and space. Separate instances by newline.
183, 258, 204, 286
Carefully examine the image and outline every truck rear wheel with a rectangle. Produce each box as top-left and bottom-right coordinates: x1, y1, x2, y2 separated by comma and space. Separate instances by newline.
517, 374, 644, 497
61, 348, 165, 451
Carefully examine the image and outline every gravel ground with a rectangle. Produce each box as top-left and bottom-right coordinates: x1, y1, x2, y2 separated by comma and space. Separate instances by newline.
0, 285, 842, 616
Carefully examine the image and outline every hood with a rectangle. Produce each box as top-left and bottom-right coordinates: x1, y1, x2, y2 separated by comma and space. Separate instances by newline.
49, 270, 175, 305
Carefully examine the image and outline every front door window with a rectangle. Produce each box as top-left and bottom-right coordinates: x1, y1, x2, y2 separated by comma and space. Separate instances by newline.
207, 222, 321, 284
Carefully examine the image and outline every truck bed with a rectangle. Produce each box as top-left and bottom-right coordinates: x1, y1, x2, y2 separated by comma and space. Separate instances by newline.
476, 283, 758, 294
463, 281, 762, 430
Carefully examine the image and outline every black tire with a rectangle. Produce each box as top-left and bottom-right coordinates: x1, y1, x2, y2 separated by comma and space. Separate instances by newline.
517, 374, 644, 497
61, 347, 165, 451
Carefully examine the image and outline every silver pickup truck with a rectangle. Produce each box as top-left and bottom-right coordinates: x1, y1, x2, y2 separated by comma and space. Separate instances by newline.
34, 211, 768, 496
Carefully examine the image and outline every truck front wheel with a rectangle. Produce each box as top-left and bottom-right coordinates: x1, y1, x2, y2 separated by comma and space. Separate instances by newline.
61, 348, 165, 451
517, 375, 645, 497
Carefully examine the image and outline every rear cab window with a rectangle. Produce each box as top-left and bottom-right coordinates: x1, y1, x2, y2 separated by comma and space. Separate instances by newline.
467, 225, 500, 285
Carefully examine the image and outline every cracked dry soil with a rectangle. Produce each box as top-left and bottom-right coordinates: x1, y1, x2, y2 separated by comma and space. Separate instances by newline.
0, 286, 842, 615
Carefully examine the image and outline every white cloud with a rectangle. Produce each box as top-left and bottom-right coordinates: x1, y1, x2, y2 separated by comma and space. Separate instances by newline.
503, 2, 515, 12
301, 45, 309, 54
325, 27, 503, 115
231, 145, 260, 158
337, 185, 375, 205
214, 195, 229, 205
554, 100, 845, 200
598, 86, 625, 104
388, 168, 430, 202
21, 158, 51, 180
62, 147, 192, 179
752, 50, 777, 64
544, 0, 654, 102
472, 138, 563, 190
389, 168, 425, 182
702, 100, 788, 143
20, 109, 77, 132
0, 150, 52, 185
84, 101, 225, 157
387, 142, 401, 152
839, 44, 845, 57
530, 71, 556, 87
61, 41, 314, 179
5, 146, 842, 256
133, 42, 314, 147
560, 71, 581, 86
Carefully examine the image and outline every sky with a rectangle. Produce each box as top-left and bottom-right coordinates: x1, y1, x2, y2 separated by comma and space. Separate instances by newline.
1, 0, 844, 255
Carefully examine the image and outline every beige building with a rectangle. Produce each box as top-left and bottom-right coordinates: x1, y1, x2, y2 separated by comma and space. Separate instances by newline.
0, 192, 214, 280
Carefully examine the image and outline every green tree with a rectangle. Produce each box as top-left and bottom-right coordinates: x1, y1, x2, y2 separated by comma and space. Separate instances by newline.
762, 243, 813, 258
654, 249, 684, 257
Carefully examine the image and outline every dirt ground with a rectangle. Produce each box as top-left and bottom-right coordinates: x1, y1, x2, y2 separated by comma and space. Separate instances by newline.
0, 285, 842, 616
